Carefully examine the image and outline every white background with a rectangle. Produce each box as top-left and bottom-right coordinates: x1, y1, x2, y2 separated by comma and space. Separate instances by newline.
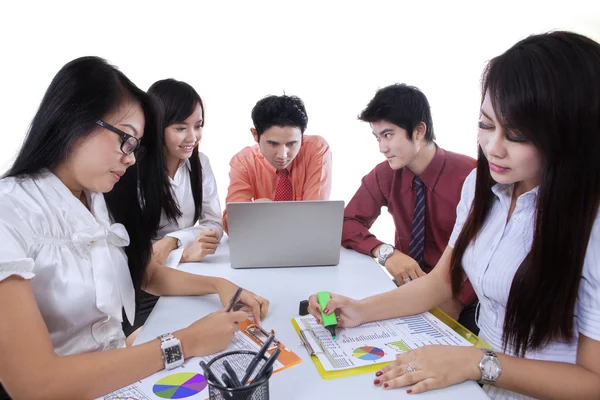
1, 0, 598, 244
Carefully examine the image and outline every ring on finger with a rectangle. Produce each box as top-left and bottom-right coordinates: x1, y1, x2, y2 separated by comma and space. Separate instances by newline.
403, 277, 412, 284
407, 362, 417, 373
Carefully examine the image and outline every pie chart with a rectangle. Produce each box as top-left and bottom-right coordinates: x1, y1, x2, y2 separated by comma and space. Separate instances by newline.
153, 372, 207, 399
353, 346, 385, 361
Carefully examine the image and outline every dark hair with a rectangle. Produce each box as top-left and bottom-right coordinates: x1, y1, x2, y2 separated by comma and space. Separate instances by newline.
450, 31, 600, 356
358, 83, 436, 142
251, 95, 308, 139
5, 56, 169, 294
148, 79, 204, 224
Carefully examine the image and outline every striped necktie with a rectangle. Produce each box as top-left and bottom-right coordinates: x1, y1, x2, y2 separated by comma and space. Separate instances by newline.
274, 169, 293, 201
408, 176, 426, 265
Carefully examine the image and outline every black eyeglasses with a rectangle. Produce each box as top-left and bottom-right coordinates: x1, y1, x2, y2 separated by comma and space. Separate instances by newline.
95, 119, 140, 155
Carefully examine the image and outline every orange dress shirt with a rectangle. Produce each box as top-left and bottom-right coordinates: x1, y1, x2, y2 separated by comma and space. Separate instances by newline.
223, 135, 332, 232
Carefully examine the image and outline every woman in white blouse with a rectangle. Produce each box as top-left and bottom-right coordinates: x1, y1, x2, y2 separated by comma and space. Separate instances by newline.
124, 79, 233, 337
150, 79, 225, 266
0, 57, 268, 399
307, 31, 600, 399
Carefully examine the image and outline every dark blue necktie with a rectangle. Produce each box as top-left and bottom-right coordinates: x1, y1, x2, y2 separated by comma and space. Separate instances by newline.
408, 176, 425, 265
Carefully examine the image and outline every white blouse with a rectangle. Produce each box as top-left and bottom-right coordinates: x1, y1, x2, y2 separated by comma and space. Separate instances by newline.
449, 169, 600, 400
156, 152, 224, 267
0, 171, 135, 356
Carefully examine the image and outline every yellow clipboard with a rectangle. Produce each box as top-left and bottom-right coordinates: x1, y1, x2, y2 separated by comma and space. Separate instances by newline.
291, 308, 490, 380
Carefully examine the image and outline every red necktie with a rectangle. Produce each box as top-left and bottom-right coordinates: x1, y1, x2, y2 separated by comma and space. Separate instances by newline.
274, 169, 293, 201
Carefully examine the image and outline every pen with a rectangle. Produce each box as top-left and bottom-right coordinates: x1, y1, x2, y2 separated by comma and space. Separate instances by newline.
252, 348, 281, 384
241, 333, 276, 385
225, 287, 244, 312
221, 373, 234, 388
223, 360, 242, 387
220, 374, 235, 400
199, 361, 220, 385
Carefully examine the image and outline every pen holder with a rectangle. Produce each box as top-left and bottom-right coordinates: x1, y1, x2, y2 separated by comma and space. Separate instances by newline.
206, 350, 272, 400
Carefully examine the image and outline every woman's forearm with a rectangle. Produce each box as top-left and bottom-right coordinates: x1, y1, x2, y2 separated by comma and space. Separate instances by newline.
493, 353, 600, 399
144, 261, 222, 296
5, 339, 164, 400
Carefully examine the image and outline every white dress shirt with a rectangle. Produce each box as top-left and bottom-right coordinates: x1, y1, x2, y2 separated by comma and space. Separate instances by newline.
0, 171, 135, 356
155, 152, 223, 267
449, 169, 600, 400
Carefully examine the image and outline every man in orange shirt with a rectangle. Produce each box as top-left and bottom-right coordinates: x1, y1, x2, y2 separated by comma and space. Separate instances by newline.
223, 95, 332, 233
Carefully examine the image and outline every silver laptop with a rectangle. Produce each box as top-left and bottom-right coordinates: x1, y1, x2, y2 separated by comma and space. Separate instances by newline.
227, 200, 344, 268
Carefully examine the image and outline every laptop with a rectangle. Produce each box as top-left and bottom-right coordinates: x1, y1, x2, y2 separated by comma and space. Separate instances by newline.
227, 200, 344, 268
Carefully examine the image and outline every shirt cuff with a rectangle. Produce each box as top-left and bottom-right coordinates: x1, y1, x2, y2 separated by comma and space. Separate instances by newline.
352, 237, 385, 257
0, 258, 35, 282
166, 231, 196, 249
164, 248, 184, 269
578, 307, 600, 342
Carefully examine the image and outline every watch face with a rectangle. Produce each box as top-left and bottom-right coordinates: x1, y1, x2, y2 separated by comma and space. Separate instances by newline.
165, 344, 183, 364
483, 358, 501, 378
381, 245, 394, 257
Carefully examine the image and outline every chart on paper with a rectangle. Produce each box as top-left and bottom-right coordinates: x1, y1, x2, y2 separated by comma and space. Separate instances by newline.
99, 323, 290, 400
294, 312, 473, 372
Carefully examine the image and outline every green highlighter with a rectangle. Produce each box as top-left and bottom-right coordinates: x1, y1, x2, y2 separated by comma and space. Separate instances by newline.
317, 291, 338, 339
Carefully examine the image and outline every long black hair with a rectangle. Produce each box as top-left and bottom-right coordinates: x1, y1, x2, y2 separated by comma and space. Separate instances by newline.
450, 31, 600, 356
5, 56, 170, 292
148, 79, 204, 224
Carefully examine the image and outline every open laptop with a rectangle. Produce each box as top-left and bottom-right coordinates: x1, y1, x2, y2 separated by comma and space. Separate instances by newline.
227, 200, 344, 268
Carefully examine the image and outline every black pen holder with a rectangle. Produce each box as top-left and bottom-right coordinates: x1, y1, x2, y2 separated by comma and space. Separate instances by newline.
206, 350, 272, 400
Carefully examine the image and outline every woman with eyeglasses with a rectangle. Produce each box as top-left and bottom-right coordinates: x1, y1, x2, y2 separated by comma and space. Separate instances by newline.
123, 79, 271, 340
307, 31, 600, 399
0, 57, 268, 399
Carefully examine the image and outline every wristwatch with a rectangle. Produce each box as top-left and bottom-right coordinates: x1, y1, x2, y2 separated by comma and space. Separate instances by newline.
158, 333, 184, 370
377, 244, 395, 266
478, 348, 502, 385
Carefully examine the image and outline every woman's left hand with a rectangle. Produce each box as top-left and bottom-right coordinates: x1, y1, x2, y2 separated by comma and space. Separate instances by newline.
374, 345, 483, 394
216, 280, 270, 324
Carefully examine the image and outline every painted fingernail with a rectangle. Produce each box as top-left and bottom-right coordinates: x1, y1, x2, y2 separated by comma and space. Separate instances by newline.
407, 389, 413, 394
373, 379, 381, 385
317, 318, 321, 324
323, 308, 329, 314
383, 383, 389, 389
375, 371, 383, 377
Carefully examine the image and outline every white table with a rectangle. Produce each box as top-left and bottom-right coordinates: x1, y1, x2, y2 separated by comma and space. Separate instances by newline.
136, 238, 488, 399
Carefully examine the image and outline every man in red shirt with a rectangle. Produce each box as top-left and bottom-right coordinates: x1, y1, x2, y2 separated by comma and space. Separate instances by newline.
343, 84, 477, 329
223, 95, 332, 233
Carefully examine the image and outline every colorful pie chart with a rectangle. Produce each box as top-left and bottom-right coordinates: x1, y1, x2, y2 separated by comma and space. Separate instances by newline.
152, 372, 207, 399
353, 346, 385, 361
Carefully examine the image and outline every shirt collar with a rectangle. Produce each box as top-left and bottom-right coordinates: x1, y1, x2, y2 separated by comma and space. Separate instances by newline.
400, 145, 446, 193
491, 181, 539, 209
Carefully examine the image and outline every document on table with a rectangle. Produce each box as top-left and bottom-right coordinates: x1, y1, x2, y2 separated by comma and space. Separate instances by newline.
294, 312, 473, 372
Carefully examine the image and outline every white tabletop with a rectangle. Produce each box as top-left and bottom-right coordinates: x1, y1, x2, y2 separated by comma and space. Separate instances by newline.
136, 238, 488, 399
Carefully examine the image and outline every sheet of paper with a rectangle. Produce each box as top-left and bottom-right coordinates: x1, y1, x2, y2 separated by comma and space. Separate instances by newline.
98, 331, 283, 400
295, 312, 473, 372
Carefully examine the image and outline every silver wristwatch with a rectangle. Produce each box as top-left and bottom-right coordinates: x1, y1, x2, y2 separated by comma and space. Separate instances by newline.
377, 244, 395, 266
158, 333, 184, 370
478, 348, 502, 385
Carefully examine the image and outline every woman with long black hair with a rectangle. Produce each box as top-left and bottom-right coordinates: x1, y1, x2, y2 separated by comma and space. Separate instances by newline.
0, 57, 267, 399
125, 79, 269, 338
308, 31, 600, 399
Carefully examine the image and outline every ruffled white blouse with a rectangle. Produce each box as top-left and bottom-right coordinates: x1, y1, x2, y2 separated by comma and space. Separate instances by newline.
0, 171, 135, 356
